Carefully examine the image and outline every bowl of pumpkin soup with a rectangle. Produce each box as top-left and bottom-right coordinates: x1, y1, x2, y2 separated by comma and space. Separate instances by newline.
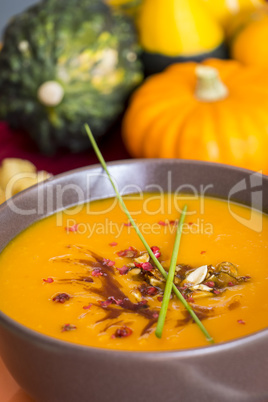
0, 159, 267, 402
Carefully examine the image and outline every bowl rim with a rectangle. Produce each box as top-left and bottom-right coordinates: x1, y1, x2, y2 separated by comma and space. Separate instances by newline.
21, 157, 268, 183
0, 158, 267, 360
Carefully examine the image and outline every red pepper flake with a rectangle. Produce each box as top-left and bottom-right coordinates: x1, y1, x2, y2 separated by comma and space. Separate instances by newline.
200, 251, 206, 255
169, 220, 177, 226
186, 296, 194, 303
92, 269, 103, 277
136, 300, 149, 308
177, 284, 189, 291
182, 294, 194, 302
108, 296, 123, 306
146, 286, 158, 296
151, 246, 161, 259
43, 277, 54, 283
117, 265, 129, 275
112, 326, 133, 338
244, 276, 251, 281
117, 247, 138, 258
140, 284, 159, 296
52, 293, 70, 303
188, 222, 193, 226
228, 282, 235, 287
158, 220, 167, 226
141, 262, 154, 271
153, 312, 159, 319
204, 281, 215, 288
109, 242, 118, 247
99, 299, 113, 308
124, 222, 131, 227
157, 296, 163, 302
61, 323, 77, 332
103, 258, 115, 267
83, 304, 92, 310
213, 289, 221, 295
65, 224, 79, 233
237, 319, 246, 325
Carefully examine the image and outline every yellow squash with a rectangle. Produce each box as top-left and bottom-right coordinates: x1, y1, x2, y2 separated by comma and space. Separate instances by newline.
137, 0, 224, 57
202, 0, 265, 29
122, 59, 268, 174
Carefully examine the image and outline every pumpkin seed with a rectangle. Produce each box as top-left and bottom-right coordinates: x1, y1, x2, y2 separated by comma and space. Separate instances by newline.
129, 268, 141, 276
185, 265, 208, 286
191, 284, 212, 292
149, 277, 163, 287
134, 253, 149, 264
216, 262, 238, 276
131, 290, 142, 302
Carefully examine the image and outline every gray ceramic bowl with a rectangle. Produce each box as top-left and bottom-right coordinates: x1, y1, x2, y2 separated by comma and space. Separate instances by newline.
0, 159, 267, 402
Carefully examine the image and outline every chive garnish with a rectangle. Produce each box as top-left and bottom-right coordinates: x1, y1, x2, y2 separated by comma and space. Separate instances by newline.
84, 124, 214, 344
155, 206, 187, 338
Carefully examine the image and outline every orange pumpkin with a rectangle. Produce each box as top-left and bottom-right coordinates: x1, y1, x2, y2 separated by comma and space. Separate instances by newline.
122, 59, 268, 174
227, 6, 268, 67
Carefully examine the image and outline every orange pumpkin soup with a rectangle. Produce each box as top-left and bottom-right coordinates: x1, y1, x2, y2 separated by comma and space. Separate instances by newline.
0, 193, 267, 351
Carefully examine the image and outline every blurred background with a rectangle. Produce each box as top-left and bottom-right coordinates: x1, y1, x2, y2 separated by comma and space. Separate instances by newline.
0, 0, 268, 199
1, 0, 37, 34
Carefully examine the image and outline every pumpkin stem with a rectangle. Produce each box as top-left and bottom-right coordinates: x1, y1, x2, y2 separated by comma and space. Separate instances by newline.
195, 66, 228, 102
37, 81, 64, 107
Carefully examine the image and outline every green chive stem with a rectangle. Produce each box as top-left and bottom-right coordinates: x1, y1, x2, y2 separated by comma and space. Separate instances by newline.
155, 206, 187, 338
84, 123, 214, 344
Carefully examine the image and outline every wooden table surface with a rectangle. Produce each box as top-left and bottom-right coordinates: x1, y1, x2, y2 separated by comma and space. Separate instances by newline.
0, 357, 33, 401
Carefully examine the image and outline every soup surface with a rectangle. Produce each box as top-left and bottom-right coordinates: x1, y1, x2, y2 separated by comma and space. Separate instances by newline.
0, 193, 267, 351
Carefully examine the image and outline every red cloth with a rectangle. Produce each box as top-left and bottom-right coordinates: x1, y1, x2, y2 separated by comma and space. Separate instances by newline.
0, 121, 131, 175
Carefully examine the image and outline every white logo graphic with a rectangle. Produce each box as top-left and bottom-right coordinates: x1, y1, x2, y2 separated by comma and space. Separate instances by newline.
228, 171, 263, 232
